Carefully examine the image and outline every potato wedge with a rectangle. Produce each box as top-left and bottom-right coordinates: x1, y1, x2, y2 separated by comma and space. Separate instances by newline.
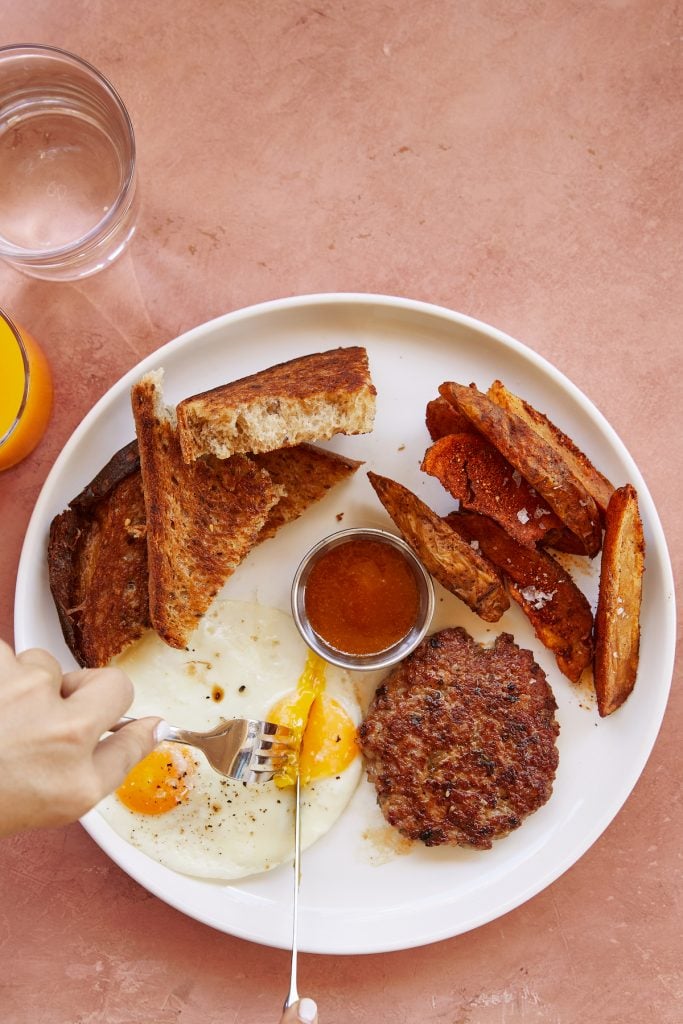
439, 382, 602, 557
423, 432, 570, 549
487, 379, 615, 516
446, 510, 594, 682
366, 471, 509, 622
425, 396, 475, 441
594, 485, 644, 716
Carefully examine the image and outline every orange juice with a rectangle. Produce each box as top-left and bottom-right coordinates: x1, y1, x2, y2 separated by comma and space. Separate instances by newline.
0, 310, 52, 471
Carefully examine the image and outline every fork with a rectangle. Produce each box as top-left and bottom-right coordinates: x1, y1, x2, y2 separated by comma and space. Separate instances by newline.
112, 716, 296, 784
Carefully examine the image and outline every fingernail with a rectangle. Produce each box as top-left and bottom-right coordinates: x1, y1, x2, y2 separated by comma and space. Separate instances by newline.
154, 720, 172, 744
298, 998, 317, 1023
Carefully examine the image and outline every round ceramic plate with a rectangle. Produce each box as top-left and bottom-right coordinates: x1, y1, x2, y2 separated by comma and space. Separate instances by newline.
14, 294, 676, 954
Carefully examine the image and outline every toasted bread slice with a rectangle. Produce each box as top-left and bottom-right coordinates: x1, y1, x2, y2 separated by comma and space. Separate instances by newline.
425, 396, 475, 441
253, 443, 362, 542
367, 471, 509, 622
176, 347, 376, 462
132, 371, 283, 649
488, 380, 615, 516
594, 485, 644, 716
440, 382, 602, 557
446, 511, 593, 682
422, 432, 573, 549
47, 441, 150, 667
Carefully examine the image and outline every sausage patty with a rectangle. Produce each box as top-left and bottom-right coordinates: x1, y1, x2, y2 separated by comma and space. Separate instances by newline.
358, 627, 559, 849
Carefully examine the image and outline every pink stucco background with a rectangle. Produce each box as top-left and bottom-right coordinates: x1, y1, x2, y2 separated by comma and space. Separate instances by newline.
0, 3, 680, 1022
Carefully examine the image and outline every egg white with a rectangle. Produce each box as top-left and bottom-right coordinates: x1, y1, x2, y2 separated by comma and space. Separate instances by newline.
97, 600, 362, 880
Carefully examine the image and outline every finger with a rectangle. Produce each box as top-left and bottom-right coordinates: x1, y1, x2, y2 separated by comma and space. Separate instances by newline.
64, 667, 134, 737
281, 999, 318, 1024
92, 718, 162, 796
15, 647, 63, 687
61, 666, 131, 699
0, 638, 18, 669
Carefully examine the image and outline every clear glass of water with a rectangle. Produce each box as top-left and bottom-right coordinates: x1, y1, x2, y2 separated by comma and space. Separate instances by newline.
0, 44, 138, 280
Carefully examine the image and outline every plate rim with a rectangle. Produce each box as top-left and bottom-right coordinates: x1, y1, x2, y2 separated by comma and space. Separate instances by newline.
14, 291, 677, 954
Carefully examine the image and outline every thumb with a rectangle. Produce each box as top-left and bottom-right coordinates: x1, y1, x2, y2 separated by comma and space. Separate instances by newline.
92, 717, 163, 797
281, 998, 318, 1024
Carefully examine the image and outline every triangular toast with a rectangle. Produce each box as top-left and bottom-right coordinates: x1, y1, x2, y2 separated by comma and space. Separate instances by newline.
132, 371, 282, 649
48, 437, 362, 662
176, 347, 376, 461
47, 441, 150, 667
254, 443, 362, 541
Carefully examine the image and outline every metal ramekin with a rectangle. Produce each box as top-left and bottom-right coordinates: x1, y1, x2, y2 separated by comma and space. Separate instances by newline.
291, 527, 434, 671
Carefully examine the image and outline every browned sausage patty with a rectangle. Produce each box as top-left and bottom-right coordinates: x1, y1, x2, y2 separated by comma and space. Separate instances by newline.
358, 627, 559, 849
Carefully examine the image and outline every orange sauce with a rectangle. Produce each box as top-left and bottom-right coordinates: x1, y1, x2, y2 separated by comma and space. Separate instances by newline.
0, 310, 52, 471
304, 538, 420, 656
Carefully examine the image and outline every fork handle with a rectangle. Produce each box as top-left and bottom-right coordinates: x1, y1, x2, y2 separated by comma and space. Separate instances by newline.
112, 717, 177, 743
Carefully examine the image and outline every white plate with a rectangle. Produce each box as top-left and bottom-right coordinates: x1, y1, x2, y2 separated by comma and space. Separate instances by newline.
14, 294, 676, 955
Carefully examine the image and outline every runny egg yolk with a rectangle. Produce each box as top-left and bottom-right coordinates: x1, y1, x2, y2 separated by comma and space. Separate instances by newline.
299, 694, 358, 784
268, 651, 358, 787
116, 744, 195, 815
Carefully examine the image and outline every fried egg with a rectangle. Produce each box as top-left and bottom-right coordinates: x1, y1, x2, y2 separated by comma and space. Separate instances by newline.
97, 600, 362, 879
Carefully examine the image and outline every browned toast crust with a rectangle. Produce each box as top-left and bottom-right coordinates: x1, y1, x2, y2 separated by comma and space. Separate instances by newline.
132, 373, 282, 649
594, 485, 644, 715
440, 382, 602, 557
366, 470, 509, 622
253, 443, 362, 542
176, 347, 376, 461
47, 441, 150, 667
446, 511, 593, 682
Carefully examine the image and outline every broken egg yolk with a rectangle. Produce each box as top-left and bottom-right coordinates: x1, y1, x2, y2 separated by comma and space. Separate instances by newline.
299, 694, 358, 783
116, 745, 195, 815
268, 650, 358, 787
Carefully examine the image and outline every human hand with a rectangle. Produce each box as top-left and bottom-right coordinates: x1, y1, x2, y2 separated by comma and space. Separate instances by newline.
280, 998, 318, 1023
0, 640, 161, 837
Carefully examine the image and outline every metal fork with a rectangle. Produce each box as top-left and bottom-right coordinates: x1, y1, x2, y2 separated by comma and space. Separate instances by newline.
113, 717, 296, 784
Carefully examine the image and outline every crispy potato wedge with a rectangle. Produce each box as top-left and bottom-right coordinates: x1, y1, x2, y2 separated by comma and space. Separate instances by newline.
367, 471, 509, 622
422, 432, 572, 549
446, 510, 593, 682
425, 396, 475, 441
487, 379, 615, 516
594, 485, 644, 716
440, 382, 602, 557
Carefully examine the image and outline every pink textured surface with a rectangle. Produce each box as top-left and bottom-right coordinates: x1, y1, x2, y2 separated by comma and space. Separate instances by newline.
0, 2, 681, 1022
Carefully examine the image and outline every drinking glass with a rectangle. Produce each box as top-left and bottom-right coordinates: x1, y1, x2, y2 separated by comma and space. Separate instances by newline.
0, 308, 52, 470
0, 44, 138, 280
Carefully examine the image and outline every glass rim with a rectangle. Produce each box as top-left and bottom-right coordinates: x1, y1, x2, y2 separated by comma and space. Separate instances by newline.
0, 307, 30, 449
0, 43, 136, 262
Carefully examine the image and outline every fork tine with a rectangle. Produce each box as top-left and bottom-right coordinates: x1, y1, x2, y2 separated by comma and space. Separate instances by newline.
260, 719, 293, 735
251, 749, 297, 768
257, 738, 297, 755
259, 722, 295, 742
246, 771, 275, 783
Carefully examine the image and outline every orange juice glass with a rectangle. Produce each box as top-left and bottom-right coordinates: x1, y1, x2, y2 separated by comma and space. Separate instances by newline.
0, 309, 52, 471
